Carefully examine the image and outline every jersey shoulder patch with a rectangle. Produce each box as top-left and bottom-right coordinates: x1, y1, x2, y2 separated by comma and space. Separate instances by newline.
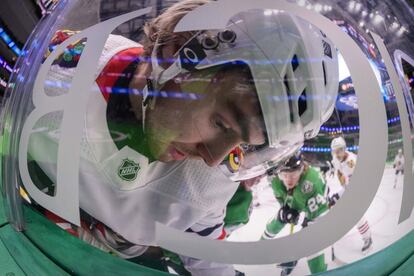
301, 167, 325, 195
301, 180, 314, 194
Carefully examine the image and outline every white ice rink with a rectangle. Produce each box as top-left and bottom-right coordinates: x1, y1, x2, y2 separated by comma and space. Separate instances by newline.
228, 165, 414, 276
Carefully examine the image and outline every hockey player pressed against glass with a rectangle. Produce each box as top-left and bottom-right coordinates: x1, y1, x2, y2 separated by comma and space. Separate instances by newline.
26, 0, 340, 274
34, 1, 339, 183
128, 64, 266, 166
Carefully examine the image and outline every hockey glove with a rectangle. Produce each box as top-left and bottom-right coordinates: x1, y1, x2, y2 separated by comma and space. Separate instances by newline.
278, 205, 300, 225
328, 193, 340, 208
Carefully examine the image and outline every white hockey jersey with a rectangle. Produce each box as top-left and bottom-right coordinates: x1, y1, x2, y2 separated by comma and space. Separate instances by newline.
28, 33, 238, 275
332, 151, 357, 186
394, 154, 405, 171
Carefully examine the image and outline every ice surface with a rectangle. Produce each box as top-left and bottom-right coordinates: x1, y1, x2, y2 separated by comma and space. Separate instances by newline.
228, 166, 414, 275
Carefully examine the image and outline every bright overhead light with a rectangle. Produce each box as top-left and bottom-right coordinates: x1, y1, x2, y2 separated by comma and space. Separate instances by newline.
355, 3, 362, 12
391, 21, 400, 30
314, 4, 323, 13
397, 26, 408, 36
373, 14, 384, 25
369, 13, 374, 18
359, 21, 365, 27
264, 9, 272, 16
297, 0, 306, 7
349, 1, 356, 11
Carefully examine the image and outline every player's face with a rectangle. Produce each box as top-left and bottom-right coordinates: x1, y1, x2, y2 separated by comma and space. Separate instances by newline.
279, 169, 302, 190
145, 67, 266, 166
333, 147, 346, 161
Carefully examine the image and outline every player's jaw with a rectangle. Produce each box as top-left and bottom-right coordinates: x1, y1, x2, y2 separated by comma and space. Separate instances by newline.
284, 180, 298, 190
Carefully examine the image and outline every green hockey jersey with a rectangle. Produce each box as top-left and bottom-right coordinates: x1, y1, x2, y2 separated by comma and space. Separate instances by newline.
224, 186, 253, 228
271, 166, 328, 221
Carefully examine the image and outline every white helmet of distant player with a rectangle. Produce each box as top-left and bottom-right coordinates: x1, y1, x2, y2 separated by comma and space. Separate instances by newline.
331, 137, 347, 151
148, 9, 339, 180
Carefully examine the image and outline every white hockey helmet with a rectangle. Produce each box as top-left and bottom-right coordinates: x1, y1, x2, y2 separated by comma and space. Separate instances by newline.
148, 10, 339, 180
331, 136, 347, 151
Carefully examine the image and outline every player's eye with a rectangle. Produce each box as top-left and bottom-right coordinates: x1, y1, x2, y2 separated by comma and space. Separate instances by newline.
213, 115, 231, 133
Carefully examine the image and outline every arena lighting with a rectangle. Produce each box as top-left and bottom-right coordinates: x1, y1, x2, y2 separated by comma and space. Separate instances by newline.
361, 10, 368, 17
373, 14, 384, 25
389, 138, 403, 145
0, 55, 13, 73
0, 77, 7, 88
0, 27, 21, 56
263, 9, 273, 16
301, 146, 359, 153
319, 117, 401, 133
314, 4, 323, 13
348, 1, 356, 11
397, 26, 407, 36
302, 138, 403, 152
359, 21, 365, 27
391, 21, 400, 30
355, 2, 362, 12
297, 0, 306, 7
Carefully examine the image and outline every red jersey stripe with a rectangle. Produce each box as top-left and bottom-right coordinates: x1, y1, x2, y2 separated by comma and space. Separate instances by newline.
96, 47, 144, 102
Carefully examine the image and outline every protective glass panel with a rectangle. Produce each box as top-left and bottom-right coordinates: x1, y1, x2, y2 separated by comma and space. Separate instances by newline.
1, 0, 414, 275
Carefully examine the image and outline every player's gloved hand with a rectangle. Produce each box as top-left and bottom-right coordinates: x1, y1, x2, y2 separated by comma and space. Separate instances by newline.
278, 205, 300, 225
328, 193, 340, 207
235, 270, 245, 276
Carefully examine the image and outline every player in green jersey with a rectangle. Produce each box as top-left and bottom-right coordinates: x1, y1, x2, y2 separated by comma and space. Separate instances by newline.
261, 153, 329, 275
224, 175, 264, 236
